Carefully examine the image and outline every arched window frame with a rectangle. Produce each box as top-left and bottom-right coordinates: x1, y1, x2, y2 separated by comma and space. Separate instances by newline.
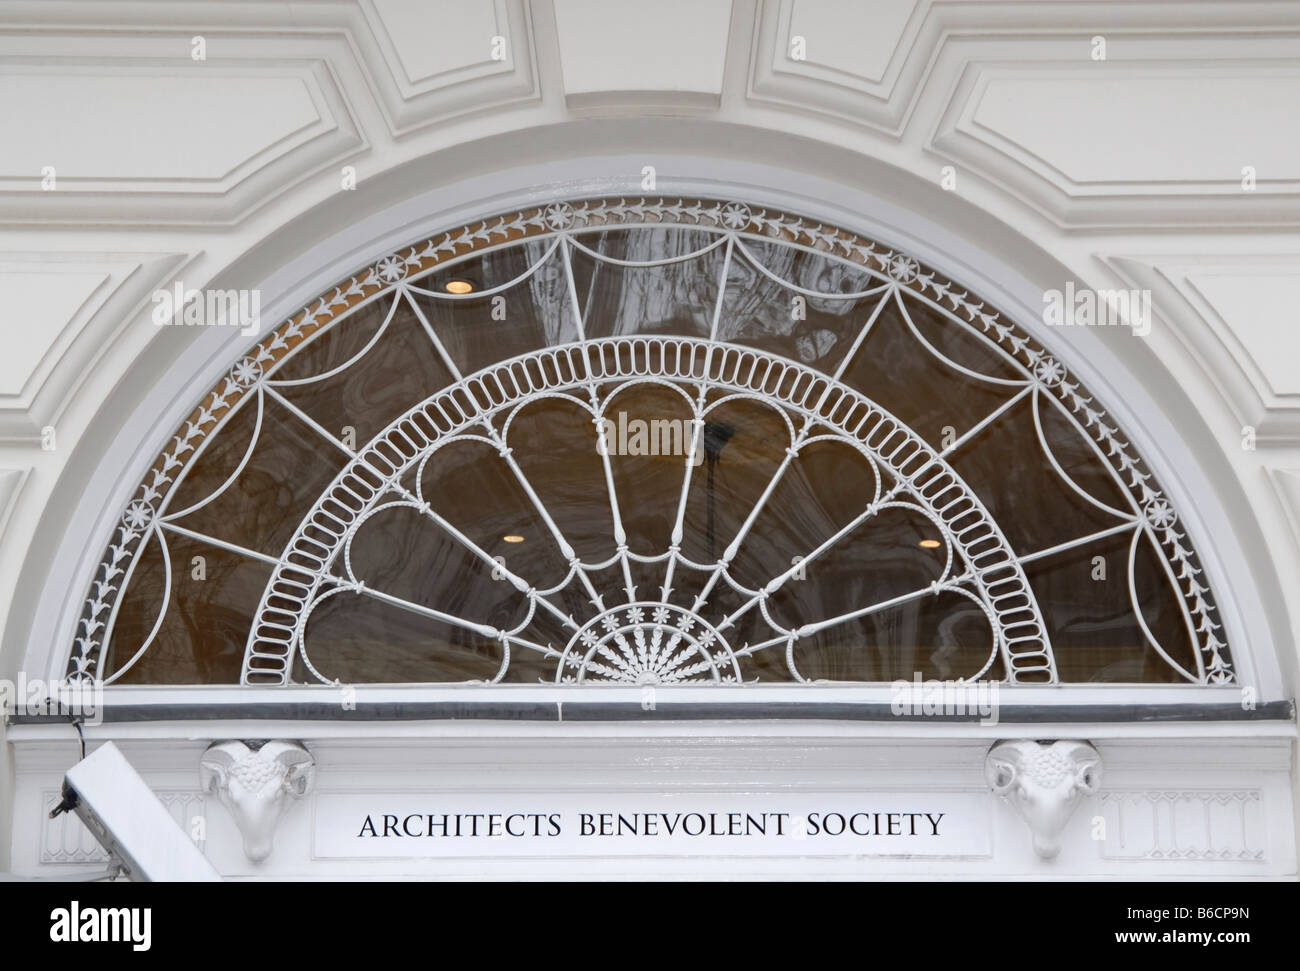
30, 185, 1279, 712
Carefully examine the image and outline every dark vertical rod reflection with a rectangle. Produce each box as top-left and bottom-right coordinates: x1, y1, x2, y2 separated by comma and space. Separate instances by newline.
703, 422, 734, 561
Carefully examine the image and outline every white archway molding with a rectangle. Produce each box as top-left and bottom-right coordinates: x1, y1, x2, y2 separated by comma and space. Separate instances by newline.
9, 144, 1287, 701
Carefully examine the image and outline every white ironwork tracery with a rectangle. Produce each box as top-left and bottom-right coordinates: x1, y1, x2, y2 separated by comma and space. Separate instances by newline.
241, 336, 1047, 685
68, 197, 1233, 687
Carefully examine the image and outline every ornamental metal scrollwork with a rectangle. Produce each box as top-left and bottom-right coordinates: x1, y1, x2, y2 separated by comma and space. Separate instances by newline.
67, 197, 1234, 688
242, 337, 1043, 685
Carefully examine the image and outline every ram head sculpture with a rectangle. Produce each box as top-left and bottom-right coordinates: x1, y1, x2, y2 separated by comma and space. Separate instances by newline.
985, 739, 1102, 860
199, 740, 315, 863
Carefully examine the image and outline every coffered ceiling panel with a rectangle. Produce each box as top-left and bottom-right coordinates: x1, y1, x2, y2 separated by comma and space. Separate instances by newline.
972, 74, 1300, 189
0, 253, 189, 442
0, 270, 110, 398
554, 0, 733, 108
0, 38, 364, 225
747, 0, 926, 131
932, 61, 1300, 227
368, 0, 501, 85
1106, 255, 1300, 440
356, 0, 538, 133
0, 72, 319, 183
1186, 271, 1300, 402
787, 0, 919, 86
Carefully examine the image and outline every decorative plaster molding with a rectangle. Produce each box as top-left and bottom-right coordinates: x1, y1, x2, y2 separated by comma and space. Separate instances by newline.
41, 787, 206, 865
0, 252, 191, 443
746, 0, 1300, 233
0, 70, 320, 186
0, 45, 365, 226
16, 732, 1288, 878
1104, 254, 1300, 441
1097, 789, 1264, 862
0, 0, 537, 207
0, 467, 30, 546
553, 0, 734, 111
747, 0, 927, 134
985, 739, 1102, 859
0, 1, 1296, 233
930, 54, 1300, 228
356, 0, 540, 134
1268, 468, 1300, 551
0, 269, 109, 398
199, 740, 315, 863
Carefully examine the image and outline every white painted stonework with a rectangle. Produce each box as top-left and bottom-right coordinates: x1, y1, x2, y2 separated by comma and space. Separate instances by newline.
0, 0, 1296, 880
9, 723, 1293, 879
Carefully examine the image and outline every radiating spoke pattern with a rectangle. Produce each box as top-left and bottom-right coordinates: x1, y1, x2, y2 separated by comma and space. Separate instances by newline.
68, 198, 1233, 688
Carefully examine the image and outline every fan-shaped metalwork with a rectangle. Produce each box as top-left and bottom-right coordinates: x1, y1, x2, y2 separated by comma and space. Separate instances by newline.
68, 198, 1232, 688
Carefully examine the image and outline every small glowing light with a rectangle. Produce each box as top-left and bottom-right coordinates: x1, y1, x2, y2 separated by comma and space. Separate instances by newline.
503, 534, 525, 544
444, 279, 474, 294
918, 539, 942, 549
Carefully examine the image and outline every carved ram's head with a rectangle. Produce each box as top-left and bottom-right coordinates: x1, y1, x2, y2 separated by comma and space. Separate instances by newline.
985, 739, 1101, 860
200, 740, 315, 863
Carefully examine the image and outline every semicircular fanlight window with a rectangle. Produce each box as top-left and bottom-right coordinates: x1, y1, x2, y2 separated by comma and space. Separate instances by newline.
70, 199, 1232, 688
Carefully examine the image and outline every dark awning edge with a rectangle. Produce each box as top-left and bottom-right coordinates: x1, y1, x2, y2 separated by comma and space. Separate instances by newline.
7, 699, 1295, 725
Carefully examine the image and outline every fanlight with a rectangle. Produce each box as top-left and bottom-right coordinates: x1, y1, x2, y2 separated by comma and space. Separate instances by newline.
69, 198, 1232, 687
